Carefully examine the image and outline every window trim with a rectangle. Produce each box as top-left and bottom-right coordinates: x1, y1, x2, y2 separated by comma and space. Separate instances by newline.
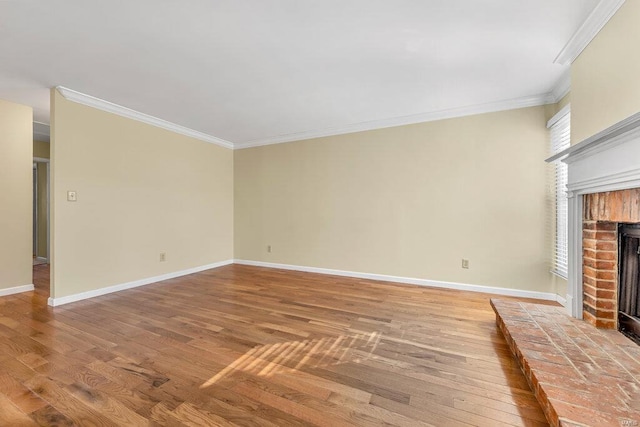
548, 105, 571, 279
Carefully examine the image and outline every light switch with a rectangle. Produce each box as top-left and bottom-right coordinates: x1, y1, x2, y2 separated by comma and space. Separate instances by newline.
67, 191, 77, 202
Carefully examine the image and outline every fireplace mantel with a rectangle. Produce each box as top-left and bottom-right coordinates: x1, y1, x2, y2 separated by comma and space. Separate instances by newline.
546, 111, 640, 318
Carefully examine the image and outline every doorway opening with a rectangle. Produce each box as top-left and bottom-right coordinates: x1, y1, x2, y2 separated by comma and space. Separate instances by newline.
33, 154, 50, 297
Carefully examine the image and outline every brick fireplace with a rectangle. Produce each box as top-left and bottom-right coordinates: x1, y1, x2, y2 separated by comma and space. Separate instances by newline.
547, 111, 640, 325
582, 189, 640, 329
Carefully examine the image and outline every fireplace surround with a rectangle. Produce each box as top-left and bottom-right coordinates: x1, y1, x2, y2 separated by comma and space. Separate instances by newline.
582, 190, 640, 331
548, 112, 640, 326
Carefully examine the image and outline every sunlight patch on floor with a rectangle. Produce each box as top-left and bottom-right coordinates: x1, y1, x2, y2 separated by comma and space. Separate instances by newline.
201, 331, 381, 388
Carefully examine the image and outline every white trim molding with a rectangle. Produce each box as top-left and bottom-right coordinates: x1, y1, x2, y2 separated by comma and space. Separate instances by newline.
235, 94, 554, 149
33, 121, 51, 143
546, 112, 640, 318
56, 86, 234, 150
56, 85, 567, 152
548, 71, 571, 105
547, 112, 640, 163
554, 0, 626, 65
547, 104, 571, 129
234, 260, 560, 302
48, 260, 233, 307
566, 192, 583, 318
0, 284, 35, 297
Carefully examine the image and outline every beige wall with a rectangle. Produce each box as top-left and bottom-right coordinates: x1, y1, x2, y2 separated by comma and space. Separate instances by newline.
235, 106, 553, 293
33, 140, 50, 159
544, 93, 571, 123
572, 0, 640, 143
51, 90, 234, 299
0, 99, 33, 290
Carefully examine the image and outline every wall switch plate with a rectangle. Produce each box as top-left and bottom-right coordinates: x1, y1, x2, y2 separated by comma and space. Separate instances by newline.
462, 259, 469, 269
67, 191, 77, 202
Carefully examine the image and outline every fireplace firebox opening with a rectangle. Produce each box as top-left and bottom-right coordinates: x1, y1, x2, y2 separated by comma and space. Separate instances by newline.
619, 224, 640, 345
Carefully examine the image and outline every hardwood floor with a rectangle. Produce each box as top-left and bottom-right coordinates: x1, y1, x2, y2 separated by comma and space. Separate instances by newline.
0, 264, 549, 426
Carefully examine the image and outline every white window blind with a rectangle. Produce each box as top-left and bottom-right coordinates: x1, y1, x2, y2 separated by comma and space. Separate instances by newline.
548, 106, 570, 279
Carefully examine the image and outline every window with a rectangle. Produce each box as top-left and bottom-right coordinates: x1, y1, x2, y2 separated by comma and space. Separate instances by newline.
548, 105, 570, 278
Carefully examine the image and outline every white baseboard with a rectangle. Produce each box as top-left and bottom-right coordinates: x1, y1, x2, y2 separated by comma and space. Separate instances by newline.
234, 259, 560, 302
556, 294, 567, 307
46, 258, 564, 307
0, 284, 35, 297
48, 259, 234, 307
36, 257, 48, 263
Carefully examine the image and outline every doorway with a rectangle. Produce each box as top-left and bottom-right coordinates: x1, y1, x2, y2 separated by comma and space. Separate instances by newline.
32, 163, 37, 259
33, 157, 49, 266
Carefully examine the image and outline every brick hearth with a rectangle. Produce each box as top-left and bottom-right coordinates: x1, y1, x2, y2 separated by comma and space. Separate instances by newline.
492, 299, 640, 427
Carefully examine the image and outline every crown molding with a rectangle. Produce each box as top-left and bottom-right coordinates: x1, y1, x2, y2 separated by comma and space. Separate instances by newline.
235, 93, 552, 149
554, 0, 626, 65
33, 121, 51, 142
548, 70, 571, 104
56, 86, 234, 149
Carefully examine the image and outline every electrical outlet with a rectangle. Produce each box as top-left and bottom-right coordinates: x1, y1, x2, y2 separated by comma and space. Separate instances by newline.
67, 191, 77, 202
462, 259, 469, 269
160, 252, 166, 262
267, 245, 272, 253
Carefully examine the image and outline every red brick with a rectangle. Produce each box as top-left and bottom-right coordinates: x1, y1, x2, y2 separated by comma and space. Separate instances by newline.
595, 250, 616, 261
583, 265, 597, 278
584, 206, 594, 221
583, 310, 597, 327
583, 274, 596, 287
596, 240, 616, 251
595, 260, 616, 270
583, 303, 596, 317
595, 299, 616, 311
595, 318, 616, 329
598, 194, 609, 219
595, 230, 617, 241
595, 280, 616, 290
584, 293, 597, 308
595, 221, 617, 231
583, 283, 596, 297
608, 193, 622, 221
583, 248, 597, 260
596, 288, 616, 300
577, 192, 639, 333
596, 271, 616, 281
594, 308, 615, 320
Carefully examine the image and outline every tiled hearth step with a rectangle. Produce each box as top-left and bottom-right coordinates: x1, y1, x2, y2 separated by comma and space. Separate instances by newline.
491, 299, 640, 427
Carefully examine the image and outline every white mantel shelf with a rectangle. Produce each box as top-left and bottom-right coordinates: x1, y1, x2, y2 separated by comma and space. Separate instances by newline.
547, 111, 640, 164
545, 111, 640, 319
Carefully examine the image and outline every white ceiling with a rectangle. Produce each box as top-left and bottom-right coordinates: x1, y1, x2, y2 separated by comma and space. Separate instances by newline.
0, 1, 604, 147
